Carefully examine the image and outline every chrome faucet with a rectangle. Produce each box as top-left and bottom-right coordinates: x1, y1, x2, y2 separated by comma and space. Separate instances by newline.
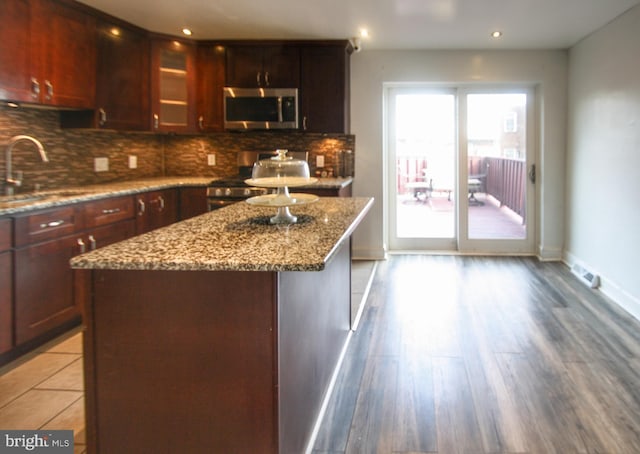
4, 135, 49, 195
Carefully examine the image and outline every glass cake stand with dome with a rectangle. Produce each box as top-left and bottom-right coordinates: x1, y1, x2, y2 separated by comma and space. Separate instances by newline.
244, 149, 318, 224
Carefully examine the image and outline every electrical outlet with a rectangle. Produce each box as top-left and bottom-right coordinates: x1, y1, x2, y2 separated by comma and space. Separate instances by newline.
316, 155, 325, 168
207, 154, 216, 166
128, 155, 137, 169
94, 157, 109, 172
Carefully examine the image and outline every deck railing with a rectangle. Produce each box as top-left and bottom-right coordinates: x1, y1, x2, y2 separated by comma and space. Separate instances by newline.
471, 156, 526, 222
398, 156, 527, 222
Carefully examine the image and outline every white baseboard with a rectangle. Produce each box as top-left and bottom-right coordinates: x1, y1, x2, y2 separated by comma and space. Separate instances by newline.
564, 251, 640, 322
352, 247, 387, 261
538, 245, 563, 261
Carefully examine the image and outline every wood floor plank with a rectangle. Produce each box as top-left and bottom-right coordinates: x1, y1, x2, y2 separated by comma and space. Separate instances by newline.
344, 356, 398, 453
392, 353, 436, 452
432, 356, 484, 453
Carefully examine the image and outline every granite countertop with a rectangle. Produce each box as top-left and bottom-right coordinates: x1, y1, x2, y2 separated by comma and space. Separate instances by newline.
70, 197, 372, 272
0, 176, 352, 216
0, 177, 211, 215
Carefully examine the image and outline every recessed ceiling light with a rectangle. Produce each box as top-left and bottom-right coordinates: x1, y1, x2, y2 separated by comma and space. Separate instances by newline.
359, 28, 369, 38
182, 28, 193, 36
491, 31, 503, 38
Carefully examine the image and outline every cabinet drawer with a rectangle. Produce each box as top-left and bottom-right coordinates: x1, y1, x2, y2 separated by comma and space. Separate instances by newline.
0, 218, 11, 252
14, 206, 80, 247
83, 196, 135, 229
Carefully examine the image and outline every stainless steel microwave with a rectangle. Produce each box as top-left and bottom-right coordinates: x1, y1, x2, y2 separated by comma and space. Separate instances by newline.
223, 87, 298, 130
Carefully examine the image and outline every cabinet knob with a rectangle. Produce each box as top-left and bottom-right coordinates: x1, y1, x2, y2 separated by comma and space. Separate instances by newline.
153, 114, 159, 129
31, 77, 40, 98
198, 115, 204, 130
98, 108, 107, 127
44, 80, 53, 100
77, 238, 86, 254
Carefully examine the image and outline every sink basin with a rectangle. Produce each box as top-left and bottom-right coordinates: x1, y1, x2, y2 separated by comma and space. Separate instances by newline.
0, 190, 93, 209
47, 190, 91, 197
0, 194, 48, 205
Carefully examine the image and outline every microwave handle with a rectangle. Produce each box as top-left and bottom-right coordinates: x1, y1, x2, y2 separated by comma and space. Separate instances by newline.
277, 97, 283, 123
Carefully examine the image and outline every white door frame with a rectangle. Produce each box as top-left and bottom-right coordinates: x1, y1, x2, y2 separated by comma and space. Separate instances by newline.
385, 83, 537, 254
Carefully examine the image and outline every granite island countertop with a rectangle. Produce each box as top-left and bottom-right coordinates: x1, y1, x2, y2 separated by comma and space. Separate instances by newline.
70, 196, 372, 272
0, 176, 352, 216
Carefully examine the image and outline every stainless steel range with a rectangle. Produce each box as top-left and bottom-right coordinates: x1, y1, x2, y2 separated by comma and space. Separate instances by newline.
206, 150, 308, 211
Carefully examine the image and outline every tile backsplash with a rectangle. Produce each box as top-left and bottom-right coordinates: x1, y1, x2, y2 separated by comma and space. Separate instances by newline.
0, 106, 355, 193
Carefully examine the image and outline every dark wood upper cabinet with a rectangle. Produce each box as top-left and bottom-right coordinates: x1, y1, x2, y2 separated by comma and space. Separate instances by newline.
93, 20, 150, 130
150, 38, 197, 133
196, 44, 226, 132
0, 0, 35, 103
225, 44, 300, 88
0, 0, 96, 108
300, 43, 351, 133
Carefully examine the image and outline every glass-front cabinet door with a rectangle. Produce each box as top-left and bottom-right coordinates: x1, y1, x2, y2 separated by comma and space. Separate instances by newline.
151, 39, 196, 133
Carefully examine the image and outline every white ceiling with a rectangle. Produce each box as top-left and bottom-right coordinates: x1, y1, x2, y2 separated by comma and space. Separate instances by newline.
78, 0, 640, 50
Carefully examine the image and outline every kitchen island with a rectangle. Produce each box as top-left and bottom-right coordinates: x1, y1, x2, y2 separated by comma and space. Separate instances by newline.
71, 197, 372, 454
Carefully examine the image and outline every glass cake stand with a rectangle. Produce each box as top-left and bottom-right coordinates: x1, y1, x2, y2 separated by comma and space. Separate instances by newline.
245, 150, 318, 224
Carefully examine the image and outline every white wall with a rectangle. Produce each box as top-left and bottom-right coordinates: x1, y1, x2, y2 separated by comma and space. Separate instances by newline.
349, 49, 568, 260
566, 5, 640, 318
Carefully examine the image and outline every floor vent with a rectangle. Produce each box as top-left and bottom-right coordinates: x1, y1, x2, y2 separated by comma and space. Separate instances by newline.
571, 262, 600, 289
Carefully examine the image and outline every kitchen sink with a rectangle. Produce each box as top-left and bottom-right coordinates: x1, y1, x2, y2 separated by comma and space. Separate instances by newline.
0, 194, 48, 205
0, 189, 93, 208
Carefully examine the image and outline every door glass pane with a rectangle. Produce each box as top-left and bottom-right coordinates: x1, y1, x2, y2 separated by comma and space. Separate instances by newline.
395, 93, 455, 238
466, 94, 527, 239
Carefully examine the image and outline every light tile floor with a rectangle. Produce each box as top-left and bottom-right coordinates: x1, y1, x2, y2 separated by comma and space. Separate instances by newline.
0, 261, 378, 454
0, 327, 86, 454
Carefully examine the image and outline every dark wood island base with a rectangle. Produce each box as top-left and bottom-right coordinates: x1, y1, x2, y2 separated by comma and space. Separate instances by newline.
82, 241, 351, 453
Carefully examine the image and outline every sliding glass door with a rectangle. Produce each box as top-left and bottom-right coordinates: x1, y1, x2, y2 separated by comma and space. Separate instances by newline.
387, 85, 535, 254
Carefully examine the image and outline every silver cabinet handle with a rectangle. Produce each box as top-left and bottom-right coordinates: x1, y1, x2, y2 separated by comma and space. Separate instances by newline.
101, 208, 121, 215
98, 108, 107, 127
264, 71, 270, 87
88, 235, 97, 251
256, 72, 261, 86
39, 220, 65, 229
153, 114, 159, 129
31, 77, 40, 98
158, 196, 165, 211
137, 199, 146, 216
198, 115, 204, 130
44, 80, 53, 100
303, 116, 308, 130
77, 238, 86, 254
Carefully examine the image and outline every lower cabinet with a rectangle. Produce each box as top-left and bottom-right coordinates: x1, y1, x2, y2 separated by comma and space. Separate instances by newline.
4, 196, 138, 361
136, 189, 178, 234
179, 187, 208, 220
2, 187, 209, 363
0, 219, 11, 354
14, 234, 83, 344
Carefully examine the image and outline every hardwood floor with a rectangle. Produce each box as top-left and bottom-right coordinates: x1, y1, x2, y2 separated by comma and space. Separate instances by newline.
313, 255, 640, 454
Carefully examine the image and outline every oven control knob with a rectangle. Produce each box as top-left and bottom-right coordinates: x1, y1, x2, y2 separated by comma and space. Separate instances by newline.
244, 188, 251, 196
225, 188, 232, 196
215, 188, 223, 197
